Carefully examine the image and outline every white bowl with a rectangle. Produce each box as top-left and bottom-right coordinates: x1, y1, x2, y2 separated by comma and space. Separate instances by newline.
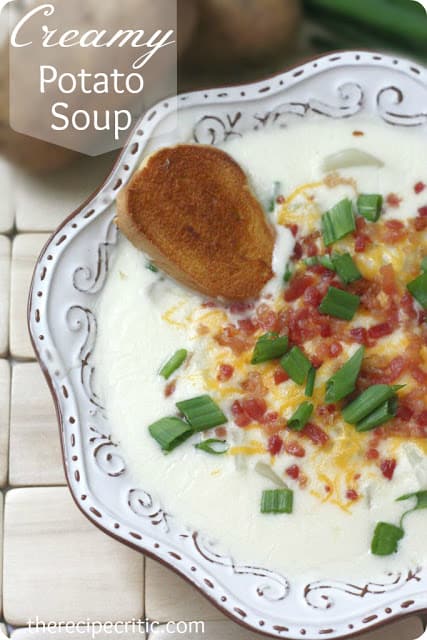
29, 51, 427, 639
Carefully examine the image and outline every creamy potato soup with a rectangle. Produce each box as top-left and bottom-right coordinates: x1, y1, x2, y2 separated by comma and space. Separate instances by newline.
94, 118, 427, 580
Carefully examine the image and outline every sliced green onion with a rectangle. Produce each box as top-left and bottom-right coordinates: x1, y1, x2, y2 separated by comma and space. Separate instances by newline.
255, 462, 287, 487
325, 346, 365, 403
304, 257, 319, 267
319, 286, 360, 320
319, 254, 335, 270
159, 349, 188, 380
288, 402, 314, 432
280, 346, 312, 385
146, 261, 159, 273
195, 439, 229, 455
284, 263, 293, 282
148, 417, 193, 452
322, 198, 356, 246
305, 367, 316, 397
260, 489, 293, 514
357, 194, 383, 222
407, 271, 427, 309
176, 395, 227, 431
342, 384, 402, 425
305, 255, 335, 270
269, 181, 281, 212
397, 490, 427, 511
355, 398, 398, 432
251, 333, 289, 365
371, 522, 404, 556
331, 253, 362, 284
421, 257, 427, 273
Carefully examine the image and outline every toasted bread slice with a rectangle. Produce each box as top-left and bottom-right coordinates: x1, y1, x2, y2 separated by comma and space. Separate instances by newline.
116, 144, 274, 300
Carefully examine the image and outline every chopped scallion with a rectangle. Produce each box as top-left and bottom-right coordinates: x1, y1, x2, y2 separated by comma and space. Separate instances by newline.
284, 263, 293, 282
288, 402, 314, 432
325, 346, 365, 403
260, 488, 293, 514
195, 439, 229, 455
280, 346, 312, 385
322, 198, 356, 246
148, 417, 193, 452
356, 398, 398, 432
407, 271, 427, 309
159, 349, 188, 380
319, 254, 335, 270
251, 333, 289, 365
176, 395, 227, 431
371, 522, 404, 556
146, 261, 159, 273
305, 366, 316, 397
319, 286, 360, 320
357, 194, 383, 222
342, 384, 403, 425
422, 257, 427, 273
332, 252, 362, 284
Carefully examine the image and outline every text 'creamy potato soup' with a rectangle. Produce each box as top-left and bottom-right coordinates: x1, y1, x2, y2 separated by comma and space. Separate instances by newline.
94, 117, 427, 580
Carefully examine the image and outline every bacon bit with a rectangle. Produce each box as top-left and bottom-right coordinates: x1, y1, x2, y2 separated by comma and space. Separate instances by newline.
241, 397, 267, 421
380, 264, 398, 296
215, 426, 227, 438
411, 364, 427, 385
201, 300, 217, 308
301, 422, 329, 446
356, 217, 367, 233
320, 323, 332, 338
350, 327, 370, 346
231, 400, 251, 428
383, 219, 407, 244
418, 411, 427, 427
352, 130, 364, 137
229, 301, 254, 314
325, 485, 332, 493
164, 380, 176, 397
284, 274, 314, 302
414, 216, 427, 231
260, 412, 286, 435
287, 224, 299, 237
380, 458, 397, 480
354, 473, 361, 481
256, 304, 278, 332
241, 371, 267, 396
304, 286, 322, 307
355, 234, 370, 253
366, 448, 379, 460
401, 292, 417, 319
386, 193, 402, 208
293, 242, 303, 260
329, 342, 343, 358
418, 206, 427, 217
274, 368, 289, 385
217, 363, 234, 382
396, 404, 414, 421
238, 318, 258, 335
284, 440, 306, 458
414, 182, 426, 194
267, 434, 283, 455
276, 195, 285, 204
346, 489, 359, 501
285, 464, 300, 479
367, 322, 393, 340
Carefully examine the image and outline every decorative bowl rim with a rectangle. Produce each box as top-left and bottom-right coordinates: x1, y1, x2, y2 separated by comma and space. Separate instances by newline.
28, 50, 427, 640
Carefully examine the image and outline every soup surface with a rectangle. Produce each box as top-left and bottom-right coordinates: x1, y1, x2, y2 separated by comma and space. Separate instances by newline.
94, 117, 427, 580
